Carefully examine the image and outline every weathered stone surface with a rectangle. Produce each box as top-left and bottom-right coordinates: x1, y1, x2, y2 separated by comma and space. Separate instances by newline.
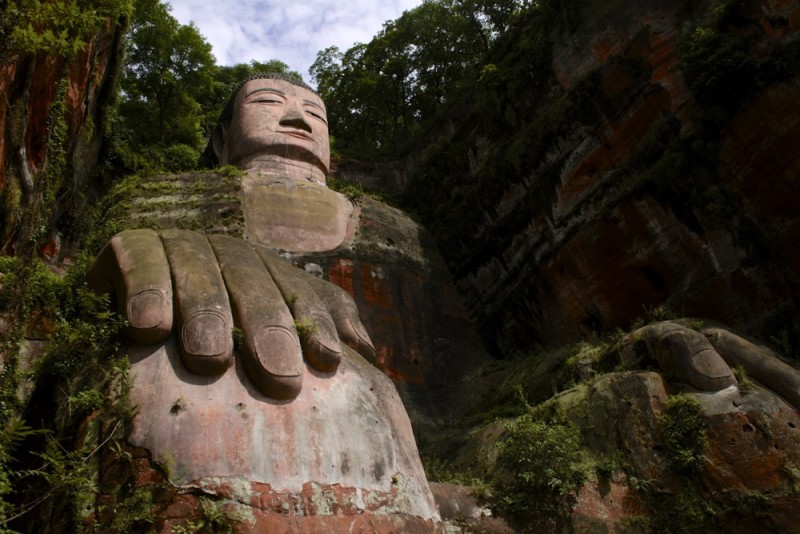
0, 20, 124, 254
241, 174, 355, 253
82, 73, 455, 532
622, 321, 736, 391
464, 364, 800, 531
430, 482, 512, 533
126, 339, 440, 530
395, 0, 800, 358
293, 196, 493, 432
92, 441, 440, 533
115, 173, 493, 432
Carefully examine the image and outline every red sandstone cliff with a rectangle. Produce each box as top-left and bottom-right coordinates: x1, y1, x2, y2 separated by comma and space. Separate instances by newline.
394, 0, 800, 358
0, 16, 125, 256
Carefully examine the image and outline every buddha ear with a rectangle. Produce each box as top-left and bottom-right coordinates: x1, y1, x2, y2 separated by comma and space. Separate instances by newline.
212, 124, 228, 164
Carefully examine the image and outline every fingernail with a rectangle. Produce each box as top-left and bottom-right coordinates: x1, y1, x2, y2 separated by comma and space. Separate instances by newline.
254, 326, 303, 377
249, 327, 304, 399
348, 317, 373, 347
316, 335, 342, 357
348, 318, 376, 362
128, 290, 165, 329
181, 311, 232, 375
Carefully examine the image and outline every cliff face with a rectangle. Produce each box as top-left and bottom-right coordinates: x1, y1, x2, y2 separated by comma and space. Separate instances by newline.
0, 18, 124, 255
404, 0, 800, 357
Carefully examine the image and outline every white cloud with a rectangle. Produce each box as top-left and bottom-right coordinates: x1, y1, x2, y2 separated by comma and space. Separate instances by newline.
166, 0, 423, 82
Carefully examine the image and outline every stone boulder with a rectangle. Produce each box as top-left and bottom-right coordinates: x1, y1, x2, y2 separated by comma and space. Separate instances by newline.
452, 320, 800, 532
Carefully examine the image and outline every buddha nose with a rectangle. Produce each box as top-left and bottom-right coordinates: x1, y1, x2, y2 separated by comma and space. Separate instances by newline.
279, 103, 312, 133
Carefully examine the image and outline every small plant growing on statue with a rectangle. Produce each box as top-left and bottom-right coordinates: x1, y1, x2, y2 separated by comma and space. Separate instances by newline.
294, 317, 318, 342
218, 164, 245, 179
232, 327, 245, 352
171, 498, 245, 534
733, 365, 753, 394
752, 413, 773, 442
660, 393, 708, 473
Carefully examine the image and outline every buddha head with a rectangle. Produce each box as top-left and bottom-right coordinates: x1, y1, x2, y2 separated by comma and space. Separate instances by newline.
210, 73, 330, 184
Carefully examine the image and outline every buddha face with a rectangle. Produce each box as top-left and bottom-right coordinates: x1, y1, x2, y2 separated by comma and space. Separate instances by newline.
221, 78, 330, 174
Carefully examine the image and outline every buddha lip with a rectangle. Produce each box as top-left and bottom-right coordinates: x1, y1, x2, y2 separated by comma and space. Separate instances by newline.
279, 130, 311, 140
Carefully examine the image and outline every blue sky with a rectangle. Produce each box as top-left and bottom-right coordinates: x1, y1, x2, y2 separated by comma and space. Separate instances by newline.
167, 0, 424, 84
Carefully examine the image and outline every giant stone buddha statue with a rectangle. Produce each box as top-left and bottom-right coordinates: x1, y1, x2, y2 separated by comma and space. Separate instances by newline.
88, 73, 442, 532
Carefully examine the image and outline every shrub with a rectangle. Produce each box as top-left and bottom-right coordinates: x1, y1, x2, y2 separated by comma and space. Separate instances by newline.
492, 414, 588, 530
680, 26, 758, 113
650, 485, 715, 533
733, 365, 752, 394
159, 144, 201, 173
660, 393, 708, 473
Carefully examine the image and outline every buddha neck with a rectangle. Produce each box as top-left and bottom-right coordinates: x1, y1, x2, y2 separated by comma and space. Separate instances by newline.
235, 155, 327, 185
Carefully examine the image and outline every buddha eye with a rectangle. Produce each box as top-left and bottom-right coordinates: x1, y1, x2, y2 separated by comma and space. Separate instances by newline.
306, 110, 327, 124
252, 98, 283, 105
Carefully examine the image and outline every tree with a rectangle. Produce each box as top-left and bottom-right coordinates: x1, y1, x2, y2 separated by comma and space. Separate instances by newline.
114, 0, 215, 170
309, 0, 526, 156
1, 0, 132, 60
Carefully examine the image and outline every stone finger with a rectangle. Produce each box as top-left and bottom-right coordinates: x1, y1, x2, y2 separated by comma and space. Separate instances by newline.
161, 229, 233, 375
306, 274, 376, 364
256, 247, 342, 373
208, 235, 304, 399
86, 229, 173, 345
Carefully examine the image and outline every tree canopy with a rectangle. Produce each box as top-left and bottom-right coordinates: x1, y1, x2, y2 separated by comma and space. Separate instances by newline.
112, 0, 298, 173
311, 0, 526, 157
109, 0, 531, 170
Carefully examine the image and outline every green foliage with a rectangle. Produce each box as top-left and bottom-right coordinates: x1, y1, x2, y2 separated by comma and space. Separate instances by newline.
231, 327, 244, 352
679, 3, 800, 127
660, 393, 708, 473
492, 413, 588, 530
111, 0, 214, 171
160, 144, 202, 173
461, 336, 621, 430
752, 412, 773, 442
759, 308, 800, 362
217, 164, 245, 179
2, 0, 132, 58
630, 305, 677, 331
593, 455, 617, 484
109, 0, 301, 176
294, 317, 318, 342
680, 26, 758, 114
0, 254, 130, 530
310, 0, 523, 156
106, 486, 155, 532
649, 485, 715, 534
326, 177, 365, 201
0, 417, 40, 529
782, 464, 800, 494
171, 498, 245, 534
422, 454, 486, 487
733, 365, 753, 394
19, 78, 69, 257
33, 281, 126, 381
403, 56, 599, 251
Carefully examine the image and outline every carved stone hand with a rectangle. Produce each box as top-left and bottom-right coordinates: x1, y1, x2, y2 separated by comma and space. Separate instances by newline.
86, 228, 375, 399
